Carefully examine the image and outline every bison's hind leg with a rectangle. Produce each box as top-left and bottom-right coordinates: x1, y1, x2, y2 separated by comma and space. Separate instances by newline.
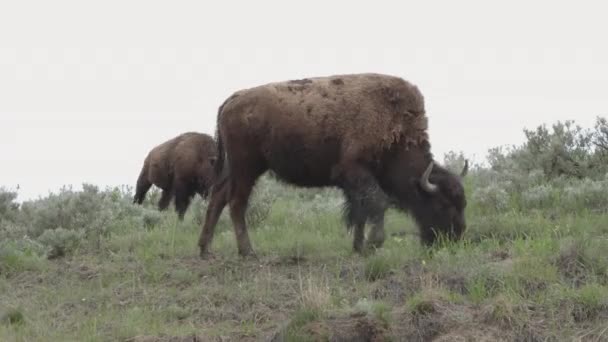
227, 174, 259, 258
198, 179, 230, 258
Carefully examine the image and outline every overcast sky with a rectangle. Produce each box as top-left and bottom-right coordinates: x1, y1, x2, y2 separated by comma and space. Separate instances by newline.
1, 1, 607, 201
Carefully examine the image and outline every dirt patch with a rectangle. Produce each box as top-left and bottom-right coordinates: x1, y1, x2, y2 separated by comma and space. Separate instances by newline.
371, 275, 407, 302
569, 300, 608, 323
439, 271, 469, 295
512, 324, 546, 342
307, 315, 387, 341
392, 287, 516, 342
272, 312, 388, 342
338, 264, 363, 280
331, 78, 345, 86
391, 304, 518, 342
489, 249, 510, 261
125, 334, 208, 342
73, 263, 100, 281
400, 261, 426, 293
374, 261, 471, 302
172, 255, 213, 270
432, 326, 508, 342
269, 255, 308, 266
271, 300, 536, 342
486, 257, 514, 274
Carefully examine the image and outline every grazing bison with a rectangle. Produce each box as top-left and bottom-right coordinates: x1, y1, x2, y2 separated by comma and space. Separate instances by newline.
133, 132, 217, 220
198, 73, 468, 258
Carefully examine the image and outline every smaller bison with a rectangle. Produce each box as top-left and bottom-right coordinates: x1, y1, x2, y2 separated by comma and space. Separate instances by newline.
133, 132, 217, 220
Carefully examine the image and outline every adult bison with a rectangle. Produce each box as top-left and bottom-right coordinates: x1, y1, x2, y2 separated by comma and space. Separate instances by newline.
133, 132, 217, 220
198, 73, 468, 258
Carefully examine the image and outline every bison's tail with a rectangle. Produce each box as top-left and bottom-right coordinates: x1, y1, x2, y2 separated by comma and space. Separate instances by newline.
213, 94, 238, 184
214, 125, 225, 179
133, 158, 152, 204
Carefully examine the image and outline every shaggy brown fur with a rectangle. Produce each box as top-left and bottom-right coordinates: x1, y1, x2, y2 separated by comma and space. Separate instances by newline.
198, 73, 468, 258
133, 132, 217, 220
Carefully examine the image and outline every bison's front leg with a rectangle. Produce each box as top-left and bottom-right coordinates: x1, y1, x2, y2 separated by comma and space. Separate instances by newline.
367, 213, 386, 249
338, 164, 388, 254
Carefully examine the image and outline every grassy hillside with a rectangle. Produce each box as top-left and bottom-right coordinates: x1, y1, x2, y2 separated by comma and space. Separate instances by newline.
1, 119, 608, 341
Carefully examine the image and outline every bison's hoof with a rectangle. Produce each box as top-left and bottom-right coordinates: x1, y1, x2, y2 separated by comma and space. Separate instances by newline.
367, 239, 385, 250
353, 245, 366, 256
199, 250, 215, 260
353, 244, 379, 257
239, 250, 258, 260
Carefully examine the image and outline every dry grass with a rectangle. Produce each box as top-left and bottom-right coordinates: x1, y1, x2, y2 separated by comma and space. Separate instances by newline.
2, 178, 608, 341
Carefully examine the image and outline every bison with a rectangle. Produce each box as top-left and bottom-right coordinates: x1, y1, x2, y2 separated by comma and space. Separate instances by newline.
198, 73, 468, 258
133, 132, 217, 220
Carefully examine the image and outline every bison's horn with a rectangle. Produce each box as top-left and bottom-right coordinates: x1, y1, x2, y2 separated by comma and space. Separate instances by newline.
460, 159, 469, 177
420, 161, 438, 194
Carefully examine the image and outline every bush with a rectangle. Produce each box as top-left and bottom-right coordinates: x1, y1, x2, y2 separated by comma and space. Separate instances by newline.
561, 178, 608, 212
364, 254, 394, 281
142, 210, 163, 229
246, 179, 276, 228
0, 220, 29, 242
442, 150, 469, 174
0, 307, 25, 326
0, 238, 46, 274
486, 118, 608, 181
521, 185, 557, 210
472, 184, 510, 214
37, 228, 84, 259
0, 188, 19, 222
18, 184, 110, 237
1, 183, 184, 259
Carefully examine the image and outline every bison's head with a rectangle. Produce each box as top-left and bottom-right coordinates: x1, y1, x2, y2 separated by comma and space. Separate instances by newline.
412, 160, 468, 245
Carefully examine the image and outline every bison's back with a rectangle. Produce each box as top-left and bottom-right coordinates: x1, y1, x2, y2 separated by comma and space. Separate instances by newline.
172, 133, 216, 176
145, 132, 214, 187
218, 73, 430, 185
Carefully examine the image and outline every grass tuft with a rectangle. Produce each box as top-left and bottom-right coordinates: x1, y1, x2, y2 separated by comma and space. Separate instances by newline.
0, 308, 25, 326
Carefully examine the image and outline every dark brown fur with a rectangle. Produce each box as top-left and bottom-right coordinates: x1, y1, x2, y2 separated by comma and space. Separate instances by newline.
198, 73, 468, 258
133, 132, 217, 220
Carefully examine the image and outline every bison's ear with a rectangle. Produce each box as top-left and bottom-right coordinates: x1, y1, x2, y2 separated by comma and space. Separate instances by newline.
209, 156, 217, 166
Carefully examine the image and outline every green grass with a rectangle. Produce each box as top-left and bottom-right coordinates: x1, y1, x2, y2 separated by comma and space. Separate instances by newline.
1, 181, 608, 341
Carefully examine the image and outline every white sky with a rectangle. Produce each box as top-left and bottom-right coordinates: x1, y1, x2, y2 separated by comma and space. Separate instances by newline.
1, 1, 607, 201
